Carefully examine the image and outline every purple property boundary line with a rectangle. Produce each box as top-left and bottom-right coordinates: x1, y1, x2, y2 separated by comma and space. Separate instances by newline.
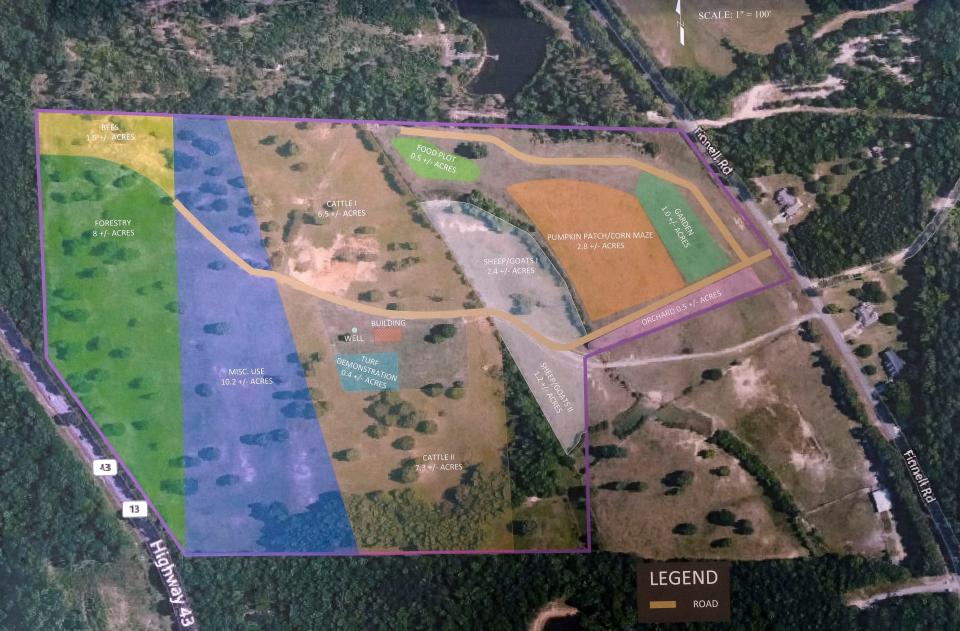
33, 108, 791, 559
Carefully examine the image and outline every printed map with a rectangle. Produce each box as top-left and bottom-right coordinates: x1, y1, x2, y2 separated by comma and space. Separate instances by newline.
36, 111, 783, 555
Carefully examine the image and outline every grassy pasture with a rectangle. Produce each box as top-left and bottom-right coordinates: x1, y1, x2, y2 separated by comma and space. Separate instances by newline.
616, 0, 809, 76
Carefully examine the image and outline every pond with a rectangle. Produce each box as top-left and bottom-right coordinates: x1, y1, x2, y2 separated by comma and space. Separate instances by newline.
457, 0, 552, 99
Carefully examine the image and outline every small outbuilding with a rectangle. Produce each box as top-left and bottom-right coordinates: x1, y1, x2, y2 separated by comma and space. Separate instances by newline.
871, 489, 892, 513
881, 348, 906, 378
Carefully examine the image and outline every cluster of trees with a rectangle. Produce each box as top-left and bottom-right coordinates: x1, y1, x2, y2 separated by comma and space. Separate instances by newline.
707, 508, 753, 535
338, 0, 434, 35
661, 469, 694, 495
610, 403, 645, 439
453, 142, 488, 159
853, 280, 888, 303
365, 391, 431, 431
565, 0, 658, 115
424, 323, 457, 343
346, 466, 510, 550
598, 480, 646, 493
707, 429, 819, 553
382, 255, 421, 272
500, 341, 575, 505
362, 391, 443, 476
588, 444, 627, 460
512, 40, 645, 129
458, 189, 535, 233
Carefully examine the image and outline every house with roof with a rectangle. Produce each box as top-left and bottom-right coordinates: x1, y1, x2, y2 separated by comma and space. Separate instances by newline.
774, 187, 803, 219
854, 302, 879, 327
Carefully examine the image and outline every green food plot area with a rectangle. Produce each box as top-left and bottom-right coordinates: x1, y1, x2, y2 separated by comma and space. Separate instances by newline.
391, 136, 480, 182
41, 155, 185, 539
636, 172, 730, 282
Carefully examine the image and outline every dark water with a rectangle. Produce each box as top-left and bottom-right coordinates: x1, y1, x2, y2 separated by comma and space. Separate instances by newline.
457, 0, 551, 99
543, 613, 583, 631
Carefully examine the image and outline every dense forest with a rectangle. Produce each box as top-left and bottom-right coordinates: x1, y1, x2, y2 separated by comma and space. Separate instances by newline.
0, 360, 133, 628
711, 115, 960, 277
895, 221, 960, 534
182, 552, 954, 630
512, 40, 645, 129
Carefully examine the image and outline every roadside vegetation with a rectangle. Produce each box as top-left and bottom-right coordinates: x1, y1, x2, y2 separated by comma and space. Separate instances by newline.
814, 344, 945, 576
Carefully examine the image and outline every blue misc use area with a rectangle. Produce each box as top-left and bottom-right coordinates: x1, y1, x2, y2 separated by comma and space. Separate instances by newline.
336, 353, 400, 392
173, 116, 355, 554
173, 117, 269, 269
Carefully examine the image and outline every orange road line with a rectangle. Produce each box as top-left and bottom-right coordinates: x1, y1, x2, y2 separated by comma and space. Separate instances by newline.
175, 199, 770, 351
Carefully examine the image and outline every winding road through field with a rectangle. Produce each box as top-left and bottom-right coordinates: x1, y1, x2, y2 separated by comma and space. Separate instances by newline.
175, 198, 771, 352
174, 129, 774, 351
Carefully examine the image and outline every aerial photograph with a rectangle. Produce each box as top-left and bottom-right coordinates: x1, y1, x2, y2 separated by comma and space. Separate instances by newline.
1, 0, 959, 629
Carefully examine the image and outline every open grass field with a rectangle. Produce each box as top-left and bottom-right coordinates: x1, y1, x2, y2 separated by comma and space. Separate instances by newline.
648, 329, 888, 557
508, 178, 686, 320
595, 280, 802, 374
589, 419, 804, 559
391, 136, 480, 182
229, 121, 472, 311
616, 0, 810, 76
41, 154, 185, 540
512, 496, 583, 550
